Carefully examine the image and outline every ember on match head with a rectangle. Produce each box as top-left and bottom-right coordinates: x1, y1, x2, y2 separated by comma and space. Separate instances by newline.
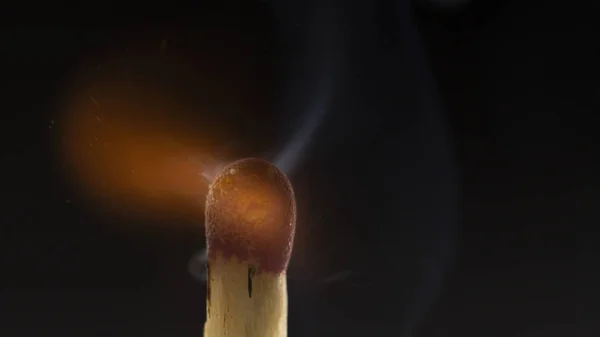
205, 158, 296, 274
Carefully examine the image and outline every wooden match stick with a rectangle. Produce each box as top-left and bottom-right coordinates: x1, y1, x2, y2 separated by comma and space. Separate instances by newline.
203, 158, 296, 337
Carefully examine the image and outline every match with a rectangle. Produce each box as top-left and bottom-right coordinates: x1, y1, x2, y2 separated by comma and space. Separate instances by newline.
203, 158, 296, 337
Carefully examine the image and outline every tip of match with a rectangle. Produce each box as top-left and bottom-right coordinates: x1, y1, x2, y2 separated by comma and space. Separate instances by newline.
205, 158, 296, 274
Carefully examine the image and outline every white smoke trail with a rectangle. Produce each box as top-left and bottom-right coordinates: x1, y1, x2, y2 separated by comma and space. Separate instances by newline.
188, 248, 208, 282
269, 1, 344, 177
273, 75, 333, 176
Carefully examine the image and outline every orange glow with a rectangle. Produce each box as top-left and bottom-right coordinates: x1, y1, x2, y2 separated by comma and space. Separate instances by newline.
59, 52, 231, 229
214, 166, 287, 234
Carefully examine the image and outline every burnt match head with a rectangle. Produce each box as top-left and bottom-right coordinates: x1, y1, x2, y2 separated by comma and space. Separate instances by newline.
205, 158, 296, 274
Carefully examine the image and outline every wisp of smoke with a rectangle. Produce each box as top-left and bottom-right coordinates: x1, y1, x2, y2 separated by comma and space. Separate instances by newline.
270, 2, 344, 177
273, 74, 333, 175
188, 248, 208, 282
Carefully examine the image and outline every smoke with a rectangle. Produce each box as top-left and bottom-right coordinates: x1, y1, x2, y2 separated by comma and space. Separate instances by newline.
273, 75, 333, 175
188, 248, 208, 282
270, 1, 345, 177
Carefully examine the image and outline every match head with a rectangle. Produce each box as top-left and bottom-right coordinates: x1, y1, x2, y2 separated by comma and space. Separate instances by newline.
205, 158, 296, 274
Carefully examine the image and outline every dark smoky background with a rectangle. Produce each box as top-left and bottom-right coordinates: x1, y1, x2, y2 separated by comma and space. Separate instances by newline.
1, 0, 590, 336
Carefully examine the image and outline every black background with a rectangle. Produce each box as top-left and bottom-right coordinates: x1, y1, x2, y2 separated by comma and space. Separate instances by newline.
1, 0, 590, 336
